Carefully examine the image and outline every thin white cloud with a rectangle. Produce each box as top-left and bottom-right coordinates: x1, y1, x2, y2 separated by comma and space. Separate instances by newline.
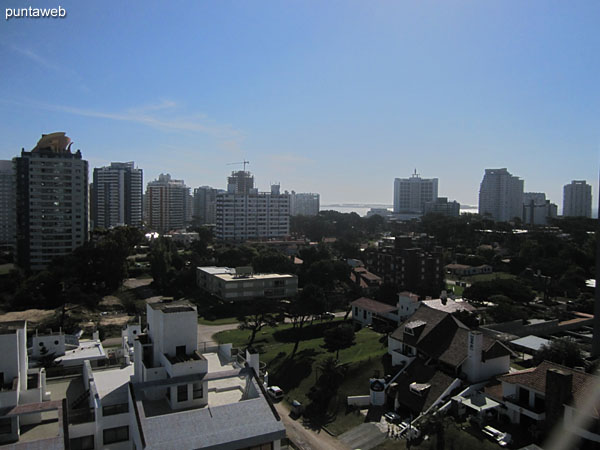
2, 98, 244, 140
7, 44, 90, 92
9, 44, 64, 73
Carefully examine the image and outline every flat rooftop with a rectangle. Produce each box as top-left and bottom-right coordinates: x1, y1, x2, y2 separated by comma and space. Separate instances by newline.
198, 266, 236, 275
214, 273, 295, 282
17, 410, 61, 445
60, 340, 106, 363
47, 376, 86, 404
93, 364, 134, 400
149, 300, 196, 312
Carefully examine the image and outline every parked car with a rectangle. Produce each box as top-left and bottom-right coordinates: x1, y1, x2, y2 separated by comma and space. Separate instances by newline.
319, 312, 335, 320
384, 411, 402, 423
267, 386, 284, 401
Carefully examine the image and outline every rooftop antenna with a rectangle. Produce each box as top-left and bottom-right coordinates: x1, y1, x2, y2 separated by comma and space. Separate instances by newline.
227, 160, 250, 171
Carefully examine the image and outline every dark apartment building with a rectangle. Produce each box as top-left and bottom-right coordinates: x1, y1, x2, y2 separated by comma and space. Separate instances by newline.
15, 132, 88, 270
365, 235, 444, 297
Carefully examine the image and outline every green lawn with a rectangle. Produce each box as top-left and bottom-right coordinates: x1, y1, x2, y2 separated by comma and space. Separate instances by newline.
0, 263, 14, 275
448, 284, 464, 296
462, 272, 517, 283
215, 319, 387, 435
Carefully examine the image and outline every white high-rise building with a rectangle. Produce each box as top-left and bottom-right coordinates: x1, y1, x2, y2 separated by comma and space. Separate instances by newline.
522, 192, 558, 225
216, 171, 290, 241
478, 168, 524, 222
393, 171, 438, 214
289, 191, 320, 216
92, 161, 143, 229
192, 186, 219, 225
145, 174, 190, 233
15, 133, 88, 270
563, 180, 592, 218
0, 160, 16, 251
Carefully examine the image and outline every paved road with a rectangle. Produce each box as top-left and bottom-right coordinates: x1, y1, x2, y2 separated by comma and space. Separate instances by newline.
275, 402, 349, 450
198, 322, 239, 346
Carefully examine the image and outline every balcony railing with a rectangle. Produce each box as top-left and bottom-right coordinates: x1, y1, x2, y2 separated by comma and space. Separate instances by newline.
503, 395, 545, 414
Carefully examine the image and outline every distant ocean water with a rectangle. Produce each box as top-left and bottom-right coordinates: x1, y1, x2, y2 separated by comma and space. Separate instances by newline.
321, 204, 478, 217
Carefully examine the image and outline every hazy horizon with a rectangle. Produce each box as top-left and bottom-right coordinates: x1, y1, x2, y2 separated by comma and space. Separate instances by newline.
2, 1, 598, 209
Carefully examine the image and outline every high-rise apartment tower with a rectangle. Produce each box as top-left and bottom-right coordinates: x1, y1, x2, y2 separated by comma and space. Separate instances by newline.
15, 133, 88, 270
145, 174, 190, 233
0, 161, 16, 252
478, 168, 524, 222
216, 171, 290, 241
563, 180, 592, 218
393, 171, 438, 214
92, 162, 143, 229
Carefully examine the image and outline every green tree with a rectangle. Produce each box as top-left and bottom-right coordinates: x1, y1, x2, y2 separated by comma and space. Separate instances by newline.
306, 357, 347, 411
463, 279, 535, 304
534, 337, 585, 368
323, 324, 355, 359
148, 237, 176, 292
252, 248, 295, 274
237, 298, 279, 348
285, 285, 326, 358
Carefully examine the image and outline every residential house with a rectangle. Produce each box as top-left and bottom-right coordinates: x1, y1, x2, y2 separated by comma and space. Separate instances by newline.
485, 361, 600, 444
0, 301, 286, 449
388, 305, 511, 382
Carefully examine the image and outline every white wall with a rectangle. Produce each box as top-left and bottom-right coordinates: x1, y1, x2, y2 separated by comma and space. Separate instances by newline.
32, 334, 66, 358
0, 333, 20, 385
564, 405, 600, 443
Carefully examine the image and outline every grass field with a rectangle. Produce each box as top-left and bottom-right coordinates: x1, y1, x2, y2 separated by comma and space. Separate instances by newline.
462, 272, 517, 283
215, 319, 388, 435
0, 263, 14, 275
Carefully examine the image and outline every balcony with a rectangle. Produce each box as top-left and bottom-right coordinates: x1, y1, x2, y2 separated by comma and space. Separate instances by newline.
503, 394, 546, 420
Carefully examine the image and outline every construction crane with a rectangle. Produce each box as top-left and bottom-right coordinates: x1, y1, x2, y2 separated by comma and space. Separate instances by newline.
227, 160, 250, 171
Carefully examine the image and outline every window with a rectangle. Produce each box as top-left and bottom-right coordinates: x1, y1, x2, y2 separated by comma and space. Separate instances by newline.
244, 443, 273, 450
70, 435, 94, 450
0, 418, 12, 435
102, 403, 129, 416
103, 426, 129, 445
177, 384, 188, 402
193, 383, 203, 399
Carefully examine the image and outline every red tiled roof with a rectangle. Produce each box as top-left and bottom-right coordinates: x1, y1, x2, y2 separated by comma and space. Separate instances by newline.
351, 297, 397, 314
498, 361, 600, 410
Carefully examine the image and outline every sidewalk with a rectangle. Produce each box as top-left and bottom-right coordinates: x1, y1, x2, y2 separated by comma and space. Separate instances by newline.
275, 402, 349, 450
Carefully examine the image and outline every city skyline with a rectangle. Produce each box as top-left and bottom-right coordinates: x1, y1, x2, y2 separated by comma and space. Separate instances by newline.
1, 1, 598, 207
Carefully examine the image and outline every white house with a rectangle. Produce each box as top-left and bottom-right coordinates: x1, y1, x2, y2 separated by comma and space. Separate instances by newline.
0, 302, 286, 449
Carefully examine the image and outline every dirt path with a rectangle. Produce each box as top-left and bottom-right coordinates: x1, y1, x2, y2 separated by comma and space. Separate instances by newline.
275, 402, 349, 450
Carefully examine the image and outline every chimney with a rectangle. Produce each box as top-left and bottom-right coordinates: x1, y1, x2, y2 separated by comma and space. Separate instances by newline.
466, 331, 483, 382
545, 368, 573, 431
441, 290, 447, 306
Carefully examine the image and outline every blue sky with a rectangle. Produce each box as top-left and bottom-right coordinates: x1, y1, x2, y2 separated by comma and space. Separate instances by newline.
1, 1, 598, 209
